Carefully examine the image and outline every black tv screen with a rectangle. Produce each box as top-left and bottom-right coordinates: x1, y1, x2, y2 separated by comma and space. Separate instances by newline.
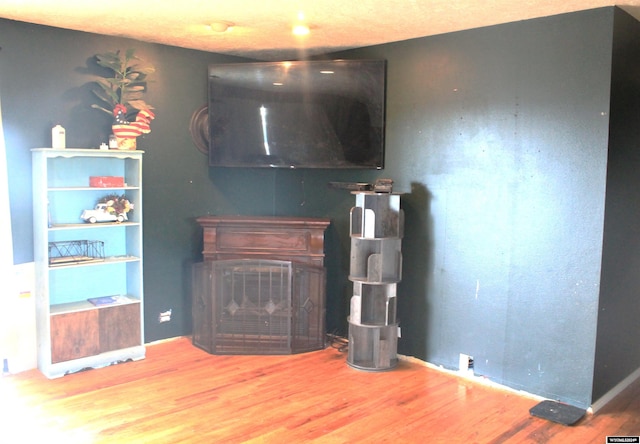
208, 59, 386, 168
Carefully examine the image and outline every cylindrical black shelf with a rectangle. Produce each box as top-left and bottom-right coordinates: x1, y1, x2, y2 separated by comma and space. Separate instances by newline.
347, 188, 403, 371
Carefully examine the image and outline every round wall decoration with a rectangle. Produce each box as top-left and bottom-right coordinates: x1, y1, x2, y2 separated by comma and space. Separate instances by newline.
189, 104, 209, 155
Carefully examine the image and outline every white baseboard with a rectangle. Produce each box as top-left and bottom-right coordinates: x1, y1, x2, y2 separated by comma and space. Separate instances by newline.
591, 366, 640, 413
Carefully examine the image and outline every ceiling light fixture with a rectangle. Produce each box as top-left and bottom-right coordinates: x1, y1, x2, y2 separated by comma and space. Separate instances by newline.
292, 10, 310, 36
292, 24, 310, 36
210, 21, 233, 33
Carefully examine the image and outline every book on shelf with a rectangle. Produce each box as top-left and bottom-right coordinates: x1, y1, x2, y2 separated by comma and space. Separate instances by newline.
87, 295, 133, 306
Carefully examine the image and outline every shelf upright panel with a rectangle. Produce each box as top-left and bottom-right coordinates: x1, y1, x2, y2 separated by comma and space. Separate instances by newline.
31, 149, 52, 369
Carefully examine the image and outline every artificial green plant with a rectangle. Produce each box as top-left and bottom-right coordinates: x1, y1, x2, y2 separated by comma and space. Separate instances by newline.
91, 48, 155, 117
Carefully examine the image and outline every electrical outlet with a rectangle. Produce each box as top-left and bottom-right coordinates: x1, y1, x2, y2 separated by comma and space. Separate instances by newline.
159, 309, 172, 323
459, 353, 474, 374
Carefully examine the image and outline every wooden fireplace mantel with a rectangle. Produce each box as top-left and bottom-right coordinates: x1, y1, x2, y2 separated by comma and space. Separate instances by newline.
196, 215, 331, 266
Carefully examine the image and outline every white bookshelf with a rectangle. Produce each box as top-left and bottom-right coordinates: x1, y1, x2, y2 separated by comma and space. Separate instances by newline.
32, 148, 145, 378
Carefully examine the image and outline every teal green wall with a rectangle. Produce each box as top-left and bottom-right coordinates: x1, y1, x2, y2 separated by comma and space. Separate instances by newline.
331, 7, 639, 409
0, 21, 245, 342
0, 19, 378, 345
3, 6, 640, 409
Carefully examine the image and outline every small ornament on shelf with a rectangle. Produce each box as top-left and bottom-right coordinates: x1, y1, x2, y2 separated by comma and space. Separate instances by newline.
52, 125, 66, 149
48, 240, 105, 266
111, 106, 155, 150
89, 176, 125, 187
100, 194, 133, 214
80, 194, 134, 224
108, 134, 119, 149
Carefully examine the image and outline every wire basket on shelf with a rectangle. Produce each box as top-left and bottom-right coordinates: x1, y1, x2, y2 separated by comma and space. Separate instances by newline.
48, 240, 105, 266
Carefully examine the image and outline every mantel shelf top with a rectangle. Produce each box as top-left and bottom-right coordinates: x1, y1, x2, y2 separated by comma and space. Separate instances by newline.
197, 215, 330, 266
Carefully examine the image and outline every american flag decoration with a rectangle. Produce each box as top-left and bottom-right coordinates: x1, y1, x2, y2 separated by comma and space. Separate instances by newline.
112, 107, 155, 140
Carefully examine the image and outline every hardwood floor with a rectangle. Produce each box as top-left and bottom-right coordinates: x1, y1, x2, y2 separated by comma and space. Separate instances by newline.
1, 337, 638, 443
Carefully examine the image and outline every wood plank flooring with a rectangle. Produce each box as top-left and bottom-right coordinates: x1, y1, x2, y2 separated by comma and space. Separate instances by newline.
1, 337, 638, 443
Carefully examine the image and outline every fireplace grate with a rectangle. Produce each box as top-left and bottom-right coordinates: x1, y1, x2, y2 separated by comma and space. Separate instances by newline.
192, 259, 325, 354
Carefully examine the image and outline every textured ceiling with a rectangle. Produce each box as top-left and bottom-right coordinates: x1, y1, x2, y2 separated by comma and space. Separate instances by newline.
2, 1, 640, 60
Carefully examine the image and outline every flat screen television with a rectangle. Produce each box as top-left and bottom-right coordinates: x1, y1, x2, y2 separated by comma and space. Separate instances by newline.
208, 59, 386, 168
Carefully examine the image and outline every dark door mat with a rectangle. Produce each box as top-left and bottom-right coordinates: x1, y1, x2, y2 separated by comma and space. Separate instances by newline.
529, 400, 587, 425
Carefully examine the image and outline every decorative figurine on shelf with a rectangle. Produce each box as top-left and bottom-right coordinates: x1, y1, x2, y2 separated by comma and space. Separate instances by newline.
111, 105, 155, 150
90, 48, 155, 150
81, 194, 133, 223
